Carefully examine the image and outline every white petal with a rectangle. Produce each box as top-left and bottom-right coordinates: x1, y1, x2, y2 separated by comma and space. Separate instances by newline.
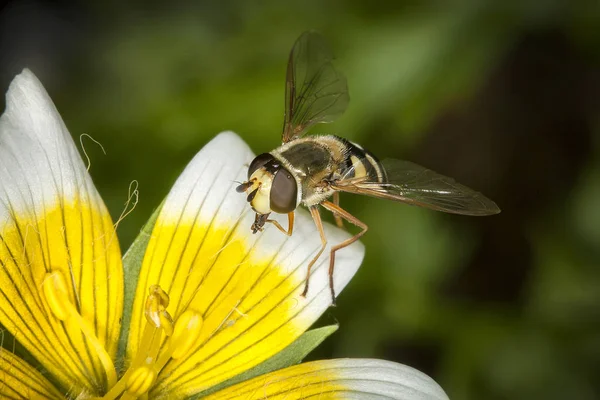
204, 358, 449, 400
0, 69, 89, 215
0, 69, 123, 394
126, 131, 365, 397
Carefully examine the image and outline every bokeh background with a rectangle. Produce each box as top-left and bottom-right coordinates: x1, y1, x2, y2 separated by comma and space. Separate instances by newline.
1, 1, 599, 398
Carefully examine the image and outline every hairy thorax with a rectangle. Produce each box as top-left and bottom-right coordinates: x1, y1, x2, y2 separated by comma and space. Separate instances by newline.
271, 135, 347, 207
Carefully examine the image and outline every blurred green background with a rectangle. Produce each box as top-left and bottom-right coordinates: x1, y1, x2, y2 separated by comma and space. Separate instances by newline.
1, 0, 599, 398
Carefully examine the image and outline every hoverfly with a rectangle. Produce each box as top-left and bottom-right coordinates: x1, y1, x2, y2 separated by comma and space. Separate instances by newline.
236, 31, 500, 305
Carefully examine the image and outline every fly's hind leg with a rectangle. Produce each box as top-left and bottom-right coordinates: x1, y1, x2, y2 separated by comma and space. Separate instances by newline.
301, 206, 327, 298
332, 192, 344, 229
321, 200, 368, 306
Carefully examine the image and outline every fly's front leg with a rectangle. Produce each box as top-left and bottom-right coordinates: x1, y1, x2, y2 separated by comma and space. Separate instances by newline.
301, 206, 327, 298
266, 212, 295, 236
320, 200, 368, 306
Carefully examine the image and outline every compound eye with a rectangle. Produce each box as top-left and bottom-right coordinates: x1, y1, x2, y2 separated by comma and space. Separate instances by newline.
270, 167, 298, 213
248, 153, 275, 179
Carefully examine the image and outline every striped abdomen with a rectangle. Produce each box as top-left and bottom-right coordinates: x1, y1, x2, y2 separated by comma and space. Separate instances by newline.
338, 137, 387, 183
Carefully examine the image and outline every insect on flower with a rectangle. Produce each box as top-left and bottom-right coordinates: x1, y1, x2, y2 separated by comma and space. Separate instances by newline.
0, 69, 449, 399
236, 31, 501, 305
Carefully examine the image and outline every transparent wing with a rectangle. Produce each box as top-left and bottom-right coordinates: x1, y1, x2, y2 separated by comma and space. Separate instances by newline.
332, 159, 501, 216
282, 31, 350, 143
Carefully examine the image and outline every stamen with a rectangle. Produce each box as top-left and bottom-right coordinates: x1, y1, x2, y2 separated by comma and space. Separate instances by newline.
100, 323, 162, 400
170, 310, 203, 360
42, 271, 70, 320
145, 284, 174, 336
101, 285, 179, 400
99, 286, 205, 399
154, 309, 204, 372
125, 366, 156, 397
42, 271, 118, 389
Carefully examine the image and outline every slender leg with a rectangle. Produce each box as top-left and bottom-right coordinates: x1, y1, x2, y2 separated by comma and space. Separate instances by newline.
320, 200, 368, 305
301, 206, 327, 298
266, 212, 295, 236
332, 192, 344, 229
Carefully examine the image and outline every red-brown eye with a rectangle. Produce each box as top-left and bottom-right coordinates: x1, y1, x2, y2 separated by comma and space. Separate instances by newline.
270, 167, 298, 213
248, 153, 274, 178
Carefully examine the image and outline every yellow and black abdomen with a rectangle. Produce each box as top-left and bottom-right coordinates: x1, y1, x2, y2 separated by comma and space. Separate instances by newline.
337, 136, 387, 184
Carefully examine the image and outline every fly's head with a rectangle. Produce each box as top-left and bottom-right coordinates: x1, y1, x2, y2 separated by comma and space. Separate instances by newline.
236, 153, 299, 233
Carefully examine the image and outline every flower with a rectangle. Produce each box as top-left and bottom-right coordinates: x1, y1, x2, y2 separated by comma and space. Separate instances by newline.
0, 69, 448, 399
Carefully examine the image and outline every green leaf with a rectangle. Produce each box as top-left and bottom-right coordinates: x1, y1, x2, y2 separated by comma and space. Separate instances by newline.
191, 324, 339, 398
116, 202, 163, 364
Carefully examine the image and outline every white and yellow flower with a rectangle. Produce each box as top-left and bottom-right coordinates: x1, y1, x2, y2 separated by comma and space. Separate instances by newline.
0, 69, 449, 399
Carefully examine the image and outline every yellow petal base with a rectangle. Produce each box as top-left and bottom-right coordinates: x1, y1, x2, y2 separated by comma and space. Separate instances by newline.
0, 202, 123, 394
